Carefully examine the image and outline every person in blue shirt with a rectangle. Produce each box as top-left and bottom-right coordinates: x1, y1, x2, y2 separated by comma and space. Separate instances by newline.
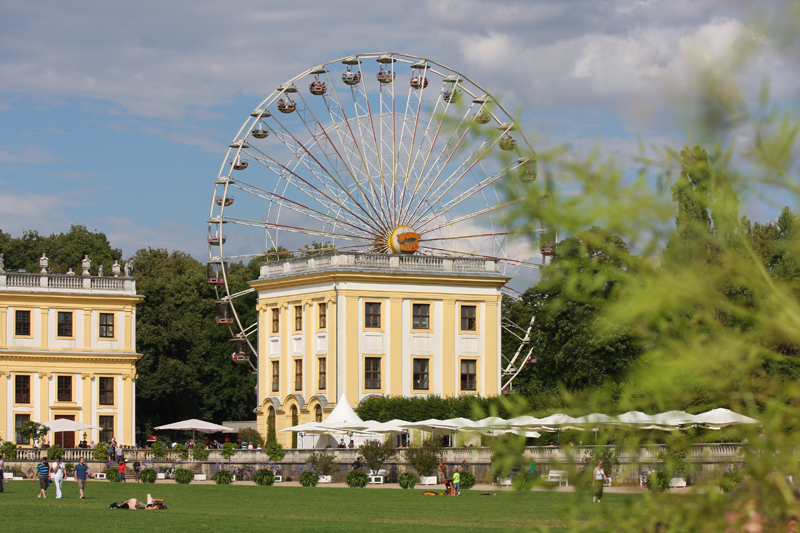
37, 458, 49, 499
73, 457, 92, 499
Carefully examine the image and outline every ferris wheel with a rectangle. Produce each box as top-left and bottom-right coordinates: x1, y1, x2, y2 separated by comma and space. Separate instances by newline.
207, 52, 555, 372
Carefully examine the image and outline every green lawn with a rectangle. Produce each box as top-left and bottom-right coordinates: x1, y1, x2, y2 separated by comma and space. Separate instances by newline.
0, 481, 633, 532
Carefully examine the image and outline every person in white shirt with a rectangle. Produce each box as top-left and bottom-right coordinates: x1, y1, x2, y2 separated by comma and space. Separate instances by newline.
50, 458, 67, 499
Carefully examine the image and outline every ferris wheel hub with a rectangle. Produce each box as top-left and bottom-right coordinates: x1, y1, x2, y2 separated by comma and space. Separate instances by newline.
388, 226, 420, 254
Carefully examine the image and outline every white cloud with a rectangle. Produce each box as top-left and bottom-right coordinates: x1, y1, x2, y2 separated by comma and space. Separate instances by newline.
0, 144, 60, 163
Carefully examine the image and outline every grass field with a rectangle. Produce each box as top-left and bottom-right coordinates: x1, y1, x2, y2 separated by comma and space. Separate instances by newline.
0, 480, 633, 532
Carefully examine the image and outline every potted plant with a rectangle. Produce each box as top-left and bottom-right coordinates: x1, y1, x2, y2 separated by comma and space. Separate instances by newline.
308, 452, 337, 483
403, 438, 443, 485
358, 440, 395, 482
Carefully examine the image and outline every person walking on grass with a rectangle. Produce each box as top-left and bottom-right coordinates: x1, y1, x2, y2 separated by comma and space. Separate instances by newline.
51, 457, 66, 498
74, 457, 92, 499
133, 458, 141, 483
592, 460, 609, 503
118, 460, 126, 482
452, 467, 461, 496
37, 458, 49, 499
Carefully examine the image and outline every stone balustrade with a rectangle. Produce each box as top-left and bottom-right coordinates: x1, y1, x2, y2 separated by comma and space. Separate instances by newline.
258, 252, 500, 280
0, 272, 136, 294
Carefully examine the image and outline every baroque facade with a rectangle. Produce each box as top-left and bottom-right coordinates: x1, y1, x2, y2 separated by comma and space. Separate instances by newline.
249, 252, 507, 448
0, 255, 142, 447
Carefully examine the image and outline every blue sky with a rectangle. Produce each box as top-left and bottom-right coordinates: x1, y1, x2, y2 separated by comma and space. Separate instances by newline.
1, 0, 795, 280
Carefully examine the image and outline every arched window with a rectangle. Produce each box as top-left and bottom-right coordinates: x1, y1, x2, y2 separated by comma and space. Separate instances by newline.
291, 405, 299, 448
315, 405, 322, 422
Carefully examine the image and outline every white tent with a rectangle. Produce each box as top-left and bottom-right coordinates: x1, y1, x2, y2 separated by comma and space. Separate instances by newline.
292, 395, 381, 449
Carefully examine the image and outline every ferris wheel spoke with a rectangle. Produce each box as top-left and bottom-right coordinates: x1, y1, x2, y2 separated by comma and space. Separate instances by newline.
420, 199, 519, 234
397, 62, 428, 210
229, 181, 376, 239
244, 133, 386, 236
225, 216, 376, 243
413, 154, 521, 231
322, 72, 392, 231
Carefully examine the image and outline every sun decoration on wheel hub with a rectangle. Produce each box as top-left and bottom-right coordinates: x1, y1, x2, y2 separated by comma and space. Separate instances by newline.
385, 226, 421, 254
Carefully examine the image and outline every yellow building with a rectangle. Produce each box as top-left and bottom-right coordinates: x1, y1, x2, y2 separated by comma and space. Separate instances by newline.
250, 252, 507, 448
0, 256, 142, 447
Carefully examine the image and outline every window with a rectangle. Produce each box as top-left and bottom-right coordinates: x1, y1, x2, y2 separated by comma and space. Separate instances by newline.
365, 302, 381, 328
318, 357, 327, 389
57, 375, 72, 401
99, 416, 114, 443
57, 311, 73, 337
99, 377, 115, 405
318, 302, 327, 329
460, 360, 477, 391
15, 414, 30, 444
294, 305, 303, 331
15, 375, 31, 404
271, 361, 280, 392
294, 359, 303, 390
99, 313, 114, 338
315, 405, 323, 422
413, 359, 429, 390
461, 305, 476, 331
15, 310, 31, 336
412, 304, 430, 329
271, 308, 280, 333
365, 357, 381, 389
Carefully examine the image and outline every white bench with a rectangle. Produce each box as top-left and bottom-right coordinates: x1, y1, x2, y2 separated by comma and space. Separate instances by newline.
368, 469, 386, 484
669, 477, 687, 488
273, 475, 282, 483
193, 474, 206, 481
95, 473, 107, 480
547, 470, 569, 487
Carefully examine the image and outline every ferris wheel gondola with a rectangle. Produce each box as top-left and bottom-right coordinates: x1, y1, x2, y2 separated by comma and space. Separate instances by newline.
208, 52, 554, 369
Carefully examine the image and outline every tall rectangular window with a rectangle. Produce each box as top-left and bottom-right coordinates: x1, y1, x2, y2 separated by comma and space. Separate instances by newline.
461, 305, 476, 331
271, 361, 280, 392
15, 375, 31, 404
318, 303, 327, 329
365, 357, 381, 389
461, 360, 477, 391
57, 311, 73, 337
99, 416, 114, 443
15, 310, 31, 336
15, 414, 31, 444
99, 313, 114, 338
294, 305, 303, 331
364, 302, 381, 328
99, 377, 115, 405
294, 359, 303, 390
413, 359, 429, 390
318, 358, 327, 389
412, 304, 430, 329
271, 309, 280, 333
57, 375, 72, 401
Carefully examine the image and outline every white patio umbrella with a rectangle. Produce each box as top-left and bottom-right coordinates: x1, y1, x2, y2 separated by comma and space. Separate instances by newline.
536, 413, 580, 429
43, 419, 101, 432
614, 411, 657, 426
650, 411, 698, 426
439, 417, 479, 430
154, 419, 237, 433
278, 421, 329, 433
154, 419, 237, 442
507, 415, 545, 429
400, 419, 458, 433
366, 419, 412, 433
573, 413, 616, 426
693, 408, 760, 428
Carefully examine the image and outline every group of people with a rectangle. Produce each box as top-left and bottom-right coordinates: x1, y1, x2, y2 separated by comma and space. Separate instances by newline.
439, 459, 470, 496
36, 456, 93, 499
